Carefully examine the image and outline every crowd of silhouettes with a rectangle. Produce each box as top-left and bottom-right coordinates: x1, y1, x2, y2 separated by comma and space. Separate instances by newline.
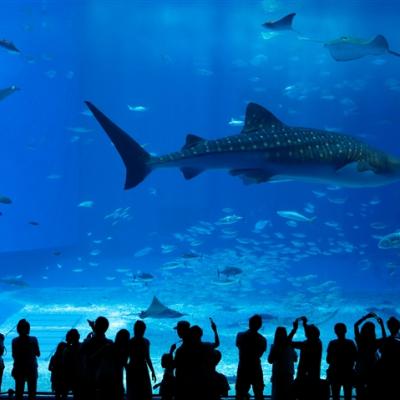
0, 311, 399, 399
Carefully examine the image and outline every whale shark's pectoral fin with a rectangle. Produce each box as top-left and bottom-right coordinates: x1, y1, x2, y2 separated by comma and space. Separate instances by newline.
230, 169, 273, 184
181, 167, 204, 180
357, 160, 375, 173
336, 161, 379, 177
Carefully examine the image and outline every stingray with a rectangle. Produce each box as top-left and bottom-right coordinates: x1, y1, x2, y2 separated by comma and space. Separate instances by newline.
139, 296, 185, 319
324, 35, 400, 61
262, 13, 297, 32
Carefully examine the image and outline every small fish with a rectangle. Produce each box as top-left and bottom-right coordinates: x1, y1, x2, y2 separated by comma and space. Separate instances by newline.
277, 210, 316, 223
161, 244, 176, 254
134, 272, 154, 282
45, 70, 57, 79
78, 201, 94, 208
53, 251, 62, 256
0, 39, 20, 53
134, 247, 153, 257
0, 195, 12, 204
228, 118, 244, 127
67, 127, 92, 134
216, 214, 243, 225
218, 266, 243, 278
28, 221, 40, 226
370, 222, 387, 230
127, 105, 147, 112
253, 219, 270, 232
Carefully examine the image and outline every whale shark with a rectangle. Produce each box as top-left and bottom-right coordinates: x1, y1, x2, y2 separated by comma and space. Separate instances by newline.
85, 101, 400, 189
325, 35, 400, 61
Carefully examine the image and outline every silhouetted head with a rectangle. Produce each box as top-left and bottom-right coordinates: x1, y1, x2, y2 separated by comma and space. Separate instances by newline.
273, 326, 288, 346
66, 328, 80, 345
360, 321, 376, 341
55, 341, 67, 356
134, 320, 146, 338
190, 325, 203, 343
212, 349, 222, 367
161, 353, 174, 369
94, 316, 109, 335
16, 319, 30, 336
249, 314, 262, 332
334, 323, 347, 339
387, 317, 400, 336
174, 320, 191, 340
0, 333, 4, 342
115, 328, 130, 345
305, 324, 320, 340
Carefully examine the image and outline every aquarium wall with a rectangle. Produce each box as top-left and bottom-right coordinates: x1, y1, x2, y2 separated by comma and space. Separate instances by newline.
0, 0, 399, 394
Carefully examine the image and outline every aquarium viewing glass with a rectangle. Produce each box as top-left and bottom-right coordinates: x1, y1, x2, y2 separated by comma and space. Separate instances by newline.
0, 0, 399, 395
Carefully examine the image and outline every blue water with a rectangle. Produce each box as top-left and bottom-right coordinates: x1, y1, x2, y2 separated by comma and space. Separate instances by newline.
0, 0, 399, 394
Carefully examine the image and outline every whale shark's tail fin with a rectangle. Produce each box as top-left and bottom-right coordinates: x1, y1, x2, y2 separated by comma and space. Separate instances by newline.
85, 101, 151, 189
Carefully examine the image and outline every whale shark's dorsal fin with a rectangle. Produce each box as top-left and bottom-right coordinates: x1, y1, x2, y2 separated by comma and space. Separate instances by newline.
182, 134, 205, 150
241, 103, 285, 134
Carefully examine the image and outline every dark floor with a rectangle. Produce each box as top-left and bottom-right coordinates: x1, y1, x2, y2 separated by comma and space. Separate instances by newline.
0, 395, 357, 399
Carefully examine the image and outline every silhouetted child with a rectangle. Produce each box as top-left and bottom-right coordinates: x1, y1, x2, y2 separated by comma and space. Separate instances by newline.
268, 326, 298, 400
235, 314, 267, 400
49, 341, 67, 399
354, 312, 386, 400
326, 323, 357, 400
210, 349, 230, 400
113, 329, 130, 400
154, 353, 175, 400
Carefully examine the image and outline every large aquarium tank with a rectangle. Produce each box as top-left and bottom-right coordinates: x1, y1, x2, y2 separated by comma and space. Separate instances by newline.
1, 0, 399, 394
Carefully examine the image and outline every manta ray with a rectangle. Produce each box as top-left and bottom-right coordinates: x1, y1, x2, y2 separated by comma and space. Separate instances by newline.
262, 13, 297, 31
86, 101, 400, 189
325, 35, 400, 61
139, 296, 185, 319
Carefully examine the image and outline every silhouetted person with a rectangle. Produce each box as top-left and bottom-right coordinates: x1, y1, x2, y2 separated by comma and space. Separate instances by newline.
291, 317, 325, 400
0, 333, 5, 393
354, 312, 386, 400
62, 328, 82, 400
126, 320, 156, 400
49, 341, 68, 399
172, 320, 191, 400
113, 329, 130, 400
80, 316, 113, 400
210, 349, 230, 400
11, 318, 40, 400
235, 314, 267, 400
268, 326, 297, 400
326, 323, 357, 400
378, 316, 400, 400
153, 353, 175, 400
